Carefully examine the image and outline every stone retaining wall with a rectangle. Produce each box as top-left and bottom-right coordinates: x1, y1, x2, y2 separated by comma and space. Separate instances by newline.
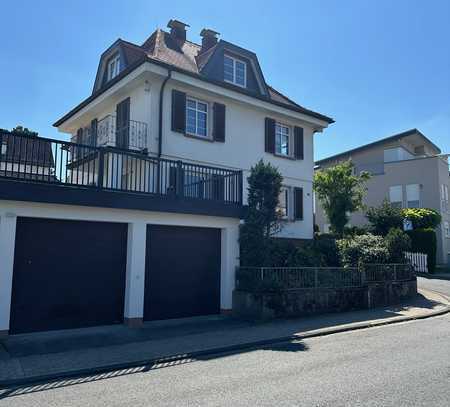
233, 278, 417, 320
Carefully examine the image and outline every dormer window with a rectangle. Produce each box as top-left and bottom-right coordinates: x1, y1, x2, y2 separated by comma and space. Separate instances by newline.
224, 55, 246, 87
107, 54, 121, 81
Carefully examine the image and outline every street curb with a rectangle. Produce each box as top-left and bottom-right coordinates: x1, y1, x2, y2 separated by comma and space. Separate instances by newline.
417, 273, 450, 281
1, 300, 449, 389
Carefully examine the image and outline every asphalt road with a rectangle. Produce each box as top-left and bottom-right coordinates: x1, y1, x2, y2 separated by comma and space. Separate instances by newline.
1, 278, 449, 407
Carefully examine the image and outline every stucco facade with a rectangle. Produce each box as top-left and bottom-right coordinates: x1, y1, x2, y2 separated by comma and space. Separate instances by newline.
57, 64, 328, 239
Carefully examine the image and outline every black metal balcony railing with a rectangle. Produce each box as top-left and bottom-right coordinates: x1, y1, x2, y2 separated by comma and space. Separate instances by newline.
0, 131, 243, 205
72, 115, 148, 151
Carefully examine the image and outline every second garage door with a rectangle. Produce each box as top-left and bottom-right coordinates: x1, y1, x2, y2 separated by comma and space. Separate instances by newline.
10, 217, 128, 334
144, 225, 221, 321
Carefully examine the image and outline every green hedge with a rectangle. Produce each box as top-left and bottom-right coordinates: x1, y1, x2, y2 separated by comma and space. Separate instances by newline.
406, 228, 437, 273
402, 208, 441, 229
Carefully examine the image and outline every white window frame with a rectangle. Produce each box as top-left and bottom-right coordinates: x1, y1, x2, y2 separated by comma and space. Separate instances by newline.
275, 122, 292, 157
107, 54, 121, 81
406, 184, 421, 208
224, 54, 247, 88
389, 185, 403, 209
185, 97, 209, 139
278, 187, 290, 219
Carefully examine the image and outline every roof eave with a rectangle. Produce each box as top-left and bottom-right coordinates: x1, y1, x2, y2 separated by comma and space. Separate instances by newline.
54, 56, 334, 128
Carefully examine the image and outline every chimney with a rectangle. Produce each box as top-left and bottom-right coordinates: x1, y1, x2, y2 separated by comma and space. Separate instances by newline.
200, 28, 219, 53
167, 19, 189, 42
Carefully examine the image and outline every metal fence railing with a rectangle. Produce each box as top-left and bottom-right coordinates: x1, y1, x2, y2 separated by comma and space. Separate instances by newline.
364, 263, 415, 282
0, 131, 243, 205
236, 264, 414, 292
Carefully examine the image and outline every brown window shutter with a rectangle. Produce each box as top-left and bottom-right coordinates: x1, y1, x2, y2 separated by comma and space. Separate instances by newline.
265, 118, 275, 153
76, 128, 83, 144
171, 90, 186, 133
294, 187, 303, 220
294, 126, 304, 160
213, 103, 226, 142
90, 119, 98, 146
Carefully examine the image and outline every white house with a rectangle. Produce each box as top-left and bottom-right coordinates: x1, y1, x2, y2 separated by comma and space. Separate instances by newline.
0, 19, 333, 335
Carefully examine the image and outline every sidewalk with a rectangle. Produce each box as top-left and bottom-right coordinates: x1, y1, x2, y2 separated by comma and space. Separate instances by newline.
1, 288, 449, 386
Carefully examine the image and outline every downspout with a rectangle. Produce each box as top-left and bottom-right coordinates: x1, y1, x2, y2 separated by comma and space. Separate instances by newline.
158, 69, 172, 158
156, 69, 171, 194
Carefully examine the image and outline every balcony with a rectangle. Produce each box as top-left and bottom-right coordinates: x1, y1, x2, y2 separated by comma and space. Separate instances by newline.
97, 115, 148, 150
72, 115, 148, 151
0, 131, 243, 218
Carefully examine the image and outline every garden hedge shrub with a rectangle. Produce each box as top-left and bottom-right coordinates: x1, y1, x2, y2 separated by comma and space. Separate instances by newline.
406, 228, 437, 273
385, 228, 411, 263
402, 208, 441, 229
337, 234, 389, 267
366, 200, 403, 236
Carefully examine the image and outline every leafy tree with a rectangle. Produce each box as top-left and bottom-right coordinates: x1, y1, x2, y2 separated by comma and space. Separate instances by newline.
239, 160, 283, 266
314, 161, 370, 237
10, 126, 38, 137
366, 199, 404, 236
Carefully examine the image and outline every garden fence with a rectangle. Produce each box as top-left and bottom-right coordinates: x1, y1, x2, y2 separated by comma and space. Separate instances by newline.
404, 252, 428, 273
236, 264, 414, 292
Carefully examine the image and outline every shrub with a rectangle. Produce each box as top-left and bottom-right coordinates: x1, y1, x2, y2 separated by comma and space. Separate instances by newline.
385, 228, 411, 263
402, 208, 441, 230
313, 235, 341, 267
337, 234, 389, 267
366, 200, 403, 236
343, 225, 371, 238
266, 239, 316, 268
406, 228, 437, 273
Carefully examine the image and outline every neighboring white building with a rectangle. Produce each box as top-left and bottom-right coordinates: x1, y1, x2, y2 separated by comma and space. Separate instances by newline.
0, 19, 333, 335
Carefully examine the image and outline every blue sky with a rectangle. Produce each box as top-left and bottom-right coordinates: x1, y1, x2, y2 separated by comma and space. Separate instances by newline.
1, 0, 449, 160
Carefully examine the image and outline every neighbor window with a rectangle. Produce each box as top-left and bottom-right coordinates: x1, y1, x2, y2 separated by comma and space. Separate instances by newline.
278, 187, 290, 219
384, 147, 414, 163
224, 55, 246, 87
406, 184, 421, 208
186, 98, 208, 138
275, 123, 290, 156
442, 184, 449, 213
1, 141, 6, 155
389, 185, 403, 208
107, 54, 121, 81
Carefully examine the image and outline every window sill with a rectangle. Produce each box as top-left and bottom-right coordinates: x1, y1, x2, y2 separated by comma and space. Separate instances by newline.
224, 78, 247, 89
273, 153, 297, 161
184, 132, 214, 143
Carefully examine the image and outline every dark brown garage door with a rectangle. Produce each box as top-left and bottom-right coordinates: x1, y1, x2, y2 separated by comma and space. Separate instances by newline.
144, 225, 221, 321
10, 217, 127, 334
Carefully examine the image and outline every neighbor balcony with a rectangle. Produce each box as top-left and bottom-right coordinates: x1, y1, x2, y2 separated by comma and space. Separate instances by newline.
0, 131, 243, 218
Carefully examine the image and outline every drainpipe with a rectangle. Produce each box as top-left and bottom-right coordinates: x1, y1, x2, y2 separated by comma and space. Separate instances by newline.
158, 69, 172, 158
156, 69, 171, 194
